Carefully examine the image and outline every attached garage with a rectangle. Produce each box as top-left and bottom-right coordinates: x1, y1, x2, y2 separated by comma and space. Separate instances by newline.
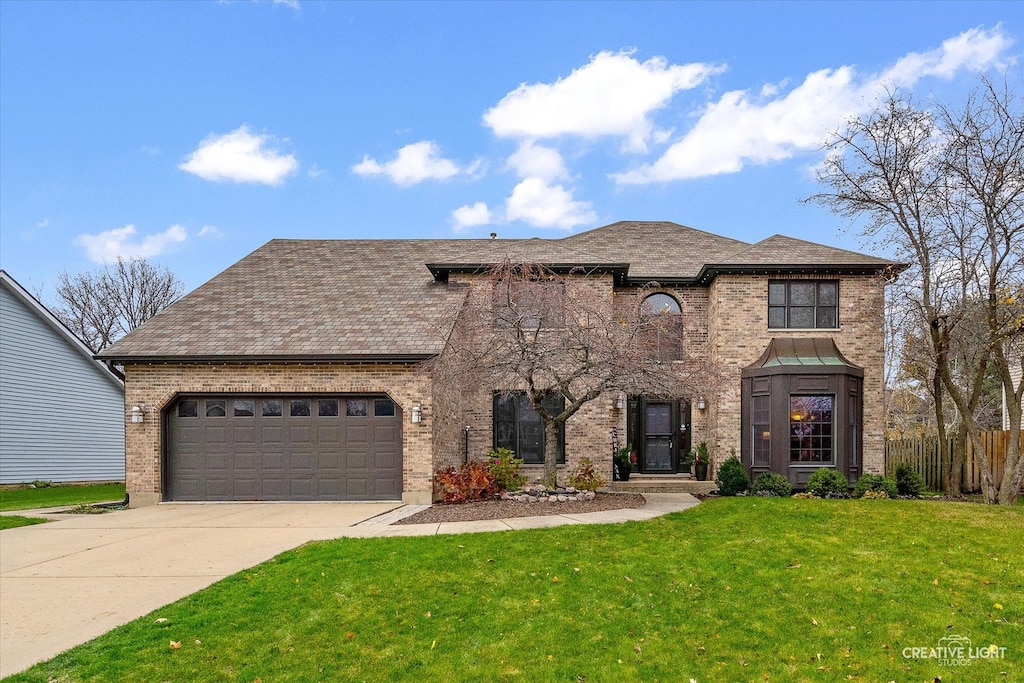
166, 394, 402, 501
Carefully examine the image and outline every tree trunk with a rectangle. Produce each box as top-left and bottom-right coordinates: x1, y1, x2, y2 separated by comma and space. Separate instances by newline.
935, 370, 962, 496
542, 419, 562, 488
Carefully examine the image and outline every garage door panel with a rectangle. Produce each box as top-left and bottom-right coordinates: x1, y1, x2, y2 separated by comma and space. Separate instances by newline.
345, 450, 370, 470
261, 425, 285, 444
168, 394, 401, 501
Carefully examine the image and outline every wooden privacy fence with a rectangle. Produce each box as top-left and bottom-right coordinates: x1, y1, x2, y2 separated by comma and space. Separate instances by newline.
884, 430, 1023, 492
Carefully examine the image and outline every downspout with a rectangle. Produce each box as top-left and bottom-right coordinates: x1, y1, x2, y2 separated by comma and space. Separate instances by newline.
95, 492, 129, 509
463, 426, 471, 465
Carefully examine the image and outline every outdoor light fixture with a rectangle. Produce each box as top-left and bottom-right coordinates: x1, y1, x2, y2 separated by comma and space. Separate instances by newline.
614, 395, 625, 410
696, 397, 707, 411
130, 405, 145, 423
411, 404, 422, 423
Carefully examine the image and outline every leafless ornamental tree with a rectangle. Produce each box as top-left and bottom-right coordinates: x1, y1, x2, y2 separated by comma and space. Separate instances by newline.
435, 260, 715, 486
55, 257, 184, 352
813, 80, 1023, 504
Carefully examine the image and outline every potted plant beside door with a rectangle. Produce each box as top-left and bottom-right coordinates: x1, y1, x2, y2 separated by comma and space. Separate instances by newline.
681, 447, 695, 475
615, 444, 635, 481
693, 441, 710, 481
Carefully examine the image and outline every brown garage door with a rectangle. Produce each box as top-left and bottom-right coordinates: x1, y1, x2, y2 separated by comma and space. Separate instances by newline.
166, 395, 402, 501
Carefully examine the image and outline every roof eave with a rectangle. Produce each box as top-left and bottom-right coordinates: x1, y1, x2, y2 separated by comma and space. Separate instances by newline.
97, 353, 436, 365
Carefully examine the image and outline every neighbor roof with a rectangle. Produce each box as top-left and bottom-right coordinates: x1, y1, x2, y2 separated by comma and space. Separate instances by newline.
99, 221, 895, 361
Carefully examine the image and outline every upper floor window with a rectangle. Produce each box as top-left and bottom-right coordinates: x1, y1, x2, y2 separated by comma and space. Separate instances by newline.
641, 292, 683, 361
494, 280, 565, 330
768, 281, 838, 329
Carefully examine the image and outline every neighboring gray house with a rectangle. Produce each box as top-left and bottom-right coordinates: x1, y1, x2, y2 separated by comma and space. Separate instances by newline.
0, 270, 125, 484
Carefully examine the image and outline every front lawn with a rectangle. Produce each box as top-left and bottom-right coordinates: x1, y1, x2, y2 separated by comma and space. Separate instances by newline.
9, 498, 1022, 682
0, 483, 124, 512
0, 515, 48, 530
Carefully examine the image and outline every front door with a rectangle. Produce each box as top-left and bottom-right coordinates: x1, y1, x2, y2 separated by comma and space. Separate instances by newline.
627, 398, 692, 474
644, 402, 675, 471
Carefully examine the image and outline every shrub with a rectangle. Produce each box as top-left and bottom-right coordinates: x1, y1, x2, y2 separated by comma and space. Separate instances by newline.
805, 468, 850, 498
435, 461, 500, 503
486, 448, 527, 491
894, 463, 924, 497
715, 456, 749, 496
861, 489, 890, 500
854, 474, 898, 499
567, 457, 607, 491
751, 471, 792, 497
792, 492, 815, 499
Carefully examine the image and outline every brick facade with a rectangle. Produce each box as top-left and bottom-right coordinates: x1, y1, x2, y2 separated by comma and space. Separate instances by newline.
121, 271, 887, 505
122, 362, 434, 505
707, 274, 887, 475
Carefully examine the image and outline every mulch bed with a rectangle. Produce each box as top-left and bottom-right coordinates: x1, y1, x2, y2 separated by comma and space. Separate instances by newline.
394, 492, 647, 525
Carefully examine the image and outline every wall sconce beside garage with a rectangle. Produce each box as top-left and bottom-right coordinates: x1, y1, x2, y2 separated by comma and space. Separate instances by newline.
411, 404, 422, 423
130, 405, 146, 423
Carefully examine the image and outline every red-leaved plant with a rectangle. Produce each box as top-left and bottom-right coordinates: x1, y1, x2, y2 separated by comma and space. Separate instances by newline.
435, 460, 501, 503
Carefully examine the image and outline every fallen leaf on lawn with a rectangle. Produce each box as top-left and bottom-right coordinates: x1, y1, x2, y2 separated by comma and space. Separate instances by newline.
547, 655, 554, 661
574, 567, 580, 572
624, 576, 633, 582
933, 579, 939, 585
194, 640, 201, 645
487, 558, 494, 563
425, 611, 432, 618
994, 603, 1003, 610
155, 618, 168, 624
169, 641, 181, 649
552, 577, 560, 583
346, 631, 355, 640
634, 645, 642, 653
812, 618, 819, 626
786, 563, 801, 569
430, 640, 437, 650
725, 586, 731, 590
458, 544, 465, 549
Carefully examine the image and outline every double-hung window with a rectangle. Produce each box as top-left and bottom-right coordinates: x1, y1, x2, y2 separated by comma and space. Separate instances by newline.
768, 281, 838, 329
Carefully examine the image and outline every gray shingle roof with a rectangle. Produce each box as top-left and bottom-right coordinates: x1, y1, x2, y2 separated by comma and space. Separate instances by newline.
99, 221, 894, 360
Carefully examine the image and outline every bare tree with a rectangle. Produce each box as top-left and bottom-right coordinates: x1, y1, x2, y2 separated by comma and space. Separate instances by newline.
813, 79, 1023, 504
54, 257, 184, 352
434, 260, 716, 485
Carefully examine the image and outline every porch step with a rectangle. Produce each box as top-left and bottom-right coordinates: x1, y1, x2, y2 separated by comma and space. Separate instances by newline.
609, 475, 717, 494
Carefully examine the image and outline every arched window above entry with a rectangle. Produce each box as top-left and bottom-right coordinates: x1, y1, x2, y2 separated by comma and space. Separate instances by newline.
641, 293, 683, 361
641, 292, 681, 316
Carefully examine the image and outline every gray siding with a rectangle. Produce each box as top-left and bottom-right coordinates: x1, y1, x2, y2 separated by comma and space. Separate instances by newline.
0, 282, 125, 483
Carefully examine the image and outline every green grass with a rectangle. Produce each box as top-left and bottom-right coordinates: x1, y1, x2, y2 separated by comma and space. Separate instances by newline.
0, 483, 124, 512
8, 499, 1023, 682
0, 515, 48, 530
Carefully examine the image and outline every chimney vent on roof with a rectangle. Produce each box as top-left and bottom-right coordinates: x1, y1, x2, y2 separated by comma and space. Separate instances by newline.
490, 232, 497, 239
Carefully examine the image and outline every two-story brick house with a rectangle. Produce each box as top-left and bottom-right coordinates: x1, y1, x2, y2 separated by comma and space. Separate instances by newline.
98, 221, 895, 505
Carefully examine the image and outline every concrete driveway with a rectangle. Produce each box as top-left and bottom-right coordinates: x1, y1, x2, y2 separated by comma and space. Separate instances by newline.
0, 502, 401, 678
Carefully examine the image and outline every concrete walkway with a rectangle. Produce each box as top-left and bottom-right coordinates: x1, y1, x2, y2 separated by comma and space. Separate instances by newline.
0, 493, 698, 677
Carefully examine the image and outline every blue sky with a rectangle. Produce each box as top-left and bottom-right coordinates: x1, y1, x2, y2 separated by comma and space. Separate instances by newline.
1, 1, 1021, 299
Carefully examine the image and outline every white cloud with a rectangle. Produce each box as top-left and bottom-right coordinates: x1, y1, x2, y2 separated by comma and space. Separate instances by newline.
506, 141, 568, 181
483, 50, 724, 152
35, 218, 49, 229
307, 163, 327, 179
75, 224, 188, 263
504, 178, 596, 230
198, 225, 223, 239
353, 141, 476, 186
179, 125, 298, 185
614, 26, 1013, 184
452, 202, 493, 231
273, 0, 300, 8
